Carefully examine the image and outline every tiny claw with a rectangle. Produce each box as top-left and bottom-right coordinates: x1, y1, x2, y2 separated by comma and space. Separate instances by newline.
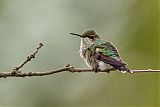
94, 68, 100, 73
105, 70, 110, 73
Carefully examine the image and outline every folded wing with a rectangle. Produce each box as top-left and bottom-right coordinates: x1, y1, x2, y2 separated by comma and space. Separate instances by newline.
94, 40, 131, 73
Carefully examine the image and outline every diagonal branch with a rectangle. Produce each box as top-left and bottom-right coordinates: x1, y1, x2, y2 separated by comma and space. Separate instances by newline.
12, 43, 43, 74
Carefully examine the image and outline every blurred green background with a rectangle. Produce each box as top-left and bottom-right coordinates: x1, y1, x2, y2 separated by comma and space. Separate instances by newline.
0, 0, 159, 107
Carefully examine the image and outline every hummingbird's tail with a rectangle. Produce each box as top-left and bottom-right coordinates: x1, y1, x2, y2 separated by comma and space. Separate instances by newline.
95, 52, 133, 74
118, 66, 133, 74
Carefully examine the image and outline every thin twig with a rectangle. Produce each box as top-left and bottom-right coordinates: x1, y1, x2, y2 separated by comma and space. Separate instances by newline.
12, 43, 43, 74
131, 69, 160, 73
0, 64, 159, 78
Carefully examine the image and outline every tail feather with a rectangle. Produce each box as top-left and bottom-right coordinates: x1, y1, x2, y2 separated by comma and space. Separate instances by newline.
117, 66, 133, 74
95, 52, 133, 74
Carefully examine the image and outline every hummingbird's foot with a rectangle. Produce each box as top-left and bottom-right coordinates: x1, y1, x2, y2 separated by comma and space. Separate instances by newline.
94, 68, 101, 73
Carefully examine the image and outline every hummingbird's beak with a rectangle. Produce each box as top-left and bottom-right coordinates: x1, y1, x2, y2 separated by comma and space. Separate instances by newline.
70, 33, 84, 38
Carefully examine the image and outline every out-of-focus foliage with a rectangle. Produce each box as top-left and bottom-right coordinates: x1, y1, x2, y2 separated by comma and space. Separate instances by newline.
0, 0, 159, 107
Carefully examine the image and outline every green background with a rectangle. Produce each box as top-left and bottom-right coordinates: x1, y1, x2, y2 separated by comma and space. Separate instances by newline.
0, 0, 159, 107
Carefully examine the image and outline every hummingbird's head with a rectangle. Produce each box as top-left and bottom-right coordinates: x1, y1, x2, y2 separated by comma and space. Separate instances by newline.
70, 30, 100, 44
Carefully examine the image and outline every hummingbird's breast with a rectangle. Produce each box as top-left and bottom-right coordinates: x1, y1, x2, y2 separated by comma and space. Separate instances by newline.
80, 47, 97, 69
79, 39, 98, 69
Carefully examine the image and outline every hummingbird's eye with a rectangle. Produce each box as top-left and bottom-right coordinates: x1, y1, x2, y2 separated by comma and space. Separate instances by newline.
89, 36, 94, 39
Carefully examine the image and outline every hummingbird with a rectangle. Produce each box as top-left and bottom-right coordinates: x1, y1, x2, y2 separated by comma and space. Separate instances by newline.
70, 30, 132, 73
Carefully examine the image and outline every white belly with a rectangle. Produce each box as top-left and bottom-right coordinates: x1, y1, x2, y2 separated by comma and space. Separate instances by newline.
98, 61, 112, 70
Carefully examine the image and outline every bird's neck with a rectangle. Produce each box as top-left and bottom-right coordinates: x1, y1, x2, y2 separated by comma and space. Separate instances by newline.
80, 39, 93, 50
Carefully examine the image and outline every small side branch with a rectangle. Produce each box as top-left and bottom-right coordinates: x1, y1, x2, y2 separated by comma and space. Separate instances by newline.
12, 43, 43, 73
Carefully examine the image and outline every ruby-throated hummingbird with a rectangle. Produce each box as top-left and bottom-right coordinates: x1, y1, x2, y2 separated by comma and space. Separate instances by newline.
70, 30, 132, 73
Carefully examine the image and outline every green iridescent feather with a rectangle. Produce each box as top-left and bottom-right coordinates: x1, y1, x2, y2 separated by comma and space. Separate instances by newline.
89, 39, 120, 59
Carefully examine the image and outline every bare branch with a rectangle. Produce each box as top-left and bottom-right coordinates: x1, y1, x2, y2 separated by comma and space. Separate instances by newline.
0, 42, 157, 79
0, 65, 115, 78
0, 64, 159, 78
12, 43, 43, 74
131, 69, 160, 73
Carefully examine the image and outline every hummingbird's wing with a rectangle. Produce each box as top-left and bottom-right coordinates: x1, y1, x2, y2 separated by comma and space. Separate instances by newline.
93, 40, 131, 73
